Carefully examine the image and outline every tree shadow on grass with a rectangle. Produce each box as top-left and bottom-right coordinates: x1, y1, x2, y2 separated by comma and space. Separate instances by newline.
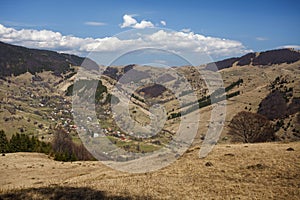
0, 186, 149, 200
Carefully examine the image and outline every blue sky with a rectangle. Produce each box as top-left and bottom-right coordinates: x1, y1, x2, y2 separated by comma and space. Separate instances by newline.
0, 0, 299, 65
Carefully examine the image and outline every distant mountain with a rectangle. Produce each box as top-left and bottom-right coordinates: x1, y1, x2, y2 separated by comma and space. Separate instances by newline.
0, 41, 299, 145
1, 41, 300, 78
205, 48, 300, 71
0, 41, 86, 77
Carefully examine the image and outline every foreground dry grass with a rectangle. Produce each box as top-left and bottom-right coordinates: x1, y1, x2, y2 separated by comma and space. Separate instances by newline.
0, 142, 299, 199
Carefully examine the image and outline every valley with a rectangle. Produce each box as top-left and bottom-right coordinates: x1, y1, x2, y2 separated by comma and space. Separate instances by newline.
0, 42, 299, 199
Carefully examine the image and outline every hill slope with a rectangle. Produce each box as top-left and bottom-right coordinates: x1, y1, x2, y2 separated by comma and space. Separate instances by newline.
205, 48, 300, 70
0, 41, 299, 150
0, 142, 299, 199
0, 41, 85, 76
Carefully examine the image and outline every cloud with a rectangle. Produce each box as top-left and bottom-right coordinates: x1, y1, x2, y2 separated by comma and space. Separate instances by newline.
133, 20, 154, 29
120, 14, 154, 29
277, 45, 300, 49
120, 14, 137, 28
85, 21, 106, 26
0, 24, 92, 52
181, 28, 191, 33
255, 37, 268, 41
160, 21, 166, 26
0, 23, 251, 65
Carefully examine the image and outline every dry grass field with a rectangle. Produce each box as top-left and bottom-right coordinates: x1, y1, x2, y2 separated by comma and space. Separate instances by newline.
1, 142, 299, 199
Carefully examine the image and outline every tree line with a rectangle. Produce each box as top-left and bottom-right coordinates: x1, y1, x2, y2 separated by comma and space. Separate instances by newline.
0, 129, 94, 162
0, 130, 51, 154
168, 79, 243, 120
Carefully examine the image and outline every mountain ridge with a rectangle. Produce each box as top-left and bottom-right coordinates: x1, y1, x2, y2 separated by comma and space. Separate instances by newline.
1, 41, 300, 77
205, 48, 300, 71
0, 41, 85, 77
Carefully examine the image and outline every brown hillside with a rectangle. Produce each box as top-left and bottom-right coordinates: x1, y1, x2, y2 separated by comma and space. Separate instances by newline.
0, 142, 299, 199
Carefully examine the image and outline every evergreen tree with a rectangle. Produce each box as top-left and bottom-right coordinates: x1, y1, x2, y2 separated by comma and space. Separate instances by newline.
0, 130, 8, 153
9, 133, 20, 152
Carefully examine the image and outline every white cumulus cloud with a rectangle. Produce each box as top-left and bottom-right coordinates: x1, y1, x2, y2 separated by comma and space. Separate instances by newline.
133, 20, 154, 29
0, 23, 251, 65
120, 14, 154, 29
160, 20, 166, 26
277, 45, 300, 50
120, 14, 137, 28
181, 28, 191, 33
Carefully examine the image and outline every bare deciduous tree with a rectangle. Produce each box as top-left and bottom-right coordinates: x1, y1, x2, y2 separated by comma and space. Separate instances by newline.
52, 128, 94, 161
228, 111, 275, 143
52, 128, 73, 155
73, 143, 94, 161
